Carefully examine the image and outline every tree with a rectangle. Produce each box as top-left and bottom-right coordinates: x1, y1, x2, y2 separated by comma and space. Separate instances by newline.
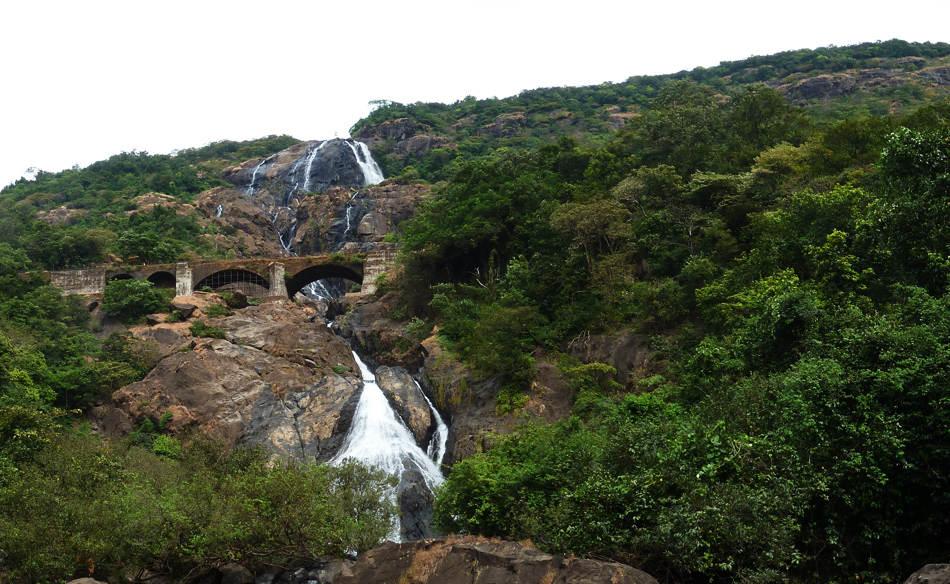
101, 279, 167, 324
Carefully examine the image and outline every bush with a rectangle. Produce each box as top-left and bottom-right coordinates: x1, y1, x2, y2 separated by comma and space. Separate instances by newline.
101, 279, 167, 324
0, 434, 397, 582
205, 304, 230, 318
189, 321, 225, 339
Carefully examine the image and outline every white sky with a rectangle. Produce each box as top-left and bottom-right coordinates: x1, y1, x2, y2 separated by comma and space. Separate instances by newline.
1, 0, 947, 188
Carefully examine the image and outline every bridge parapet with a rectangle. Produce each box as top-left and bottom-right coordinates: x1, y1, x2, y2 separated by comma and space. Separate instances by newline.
39, 248, 398, 299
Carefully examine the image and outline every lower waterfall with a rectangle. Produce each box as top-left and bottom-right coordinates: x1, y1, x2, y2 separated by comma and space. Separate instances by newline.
331, 350, 446, 541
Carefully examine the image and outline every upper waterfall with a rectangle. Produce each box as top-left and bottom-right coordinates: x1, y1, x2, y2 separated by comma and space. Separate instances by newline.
346, 140, 386, 186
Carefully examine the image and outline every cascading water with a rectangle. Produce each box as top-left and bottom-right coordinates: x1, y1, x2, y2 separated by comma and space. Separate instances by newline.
345, 140, 385, 186
333, 352, 445, 484
215, 204, 223, 217
419, 379, 448, 465
301, 141, 328, 195
332, 351, 447, 541
245, 158, 268, 195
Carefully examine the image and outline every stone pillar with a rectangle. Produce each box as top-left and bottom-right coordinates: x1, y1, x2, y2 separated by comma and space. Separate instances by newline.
175, 262, 193, 296
269, 263, 288, 298
360, 243, 398, 296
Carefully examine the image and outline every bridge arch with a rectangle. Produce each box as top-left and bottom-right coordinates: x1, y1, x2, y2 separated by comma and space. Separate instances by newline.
147, 270, 176, 289
286, 264, 362, 298
194, 269, 270, 298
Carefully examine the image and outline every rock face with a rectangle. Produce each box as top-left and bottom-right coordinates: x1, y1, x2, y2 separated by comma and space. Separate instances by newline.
194, 187, 288, 257
330, 294, 427, 371
90, 302, 363, 463
195, 144, 428, 258
220, 139, 369, 203
418, 336, 575, 467
334, 537, 659, 584
355, 118, 451, 156
906, 565, 950, 584
376, 366, 434, 448
566, 332, 655, 391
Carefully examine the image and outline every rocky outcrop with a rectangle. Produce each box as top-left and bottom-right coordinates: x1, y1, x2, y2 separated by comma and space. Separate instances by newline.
355, 118, 451, 156
399, 469, 436, 541
194, 187, 288, 257
334, 537, 659, 584
89, 302, 362, 463
194, 178, 428, 257
376, 366, 434, 448
566, 331, 655, 391
330, 294, 427, 371
480, 113, 527, 139
905, 565, 950, 584
419, 337, 573, 466
775, 64, 950, 105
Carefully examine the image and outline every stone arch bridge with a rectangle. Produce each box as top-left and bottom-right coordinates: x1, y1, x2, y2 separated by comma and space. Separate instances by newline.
43, 245, 397, 300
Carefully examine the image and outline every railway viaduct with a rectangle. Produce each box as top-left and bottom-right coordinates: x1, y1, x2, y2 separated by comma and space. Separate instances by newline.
42, 244, 397, 300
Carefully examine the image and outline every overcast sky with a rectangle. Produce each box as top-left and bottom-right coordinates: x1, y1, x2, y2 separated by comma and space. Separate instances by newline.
1, 0, 947, 188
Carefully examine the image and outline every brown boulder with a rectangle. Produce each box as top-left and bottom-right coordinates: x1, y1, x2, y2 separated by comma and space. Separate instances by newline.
91, 303, 362, 462
376, 366, 434, 448
334, 537, 658, 584
906, 565, 950, 584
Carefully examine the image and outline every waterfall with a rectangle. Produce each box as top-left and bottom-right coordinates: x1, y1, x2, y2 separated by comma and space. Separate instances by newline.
345, 140, 385, 186
332, 352, 444, 488
418, 379, 448, 465
214, 204, 223, 217
245, 158, 267, 195
301, 141, 328, 194
332, 351, 447, 540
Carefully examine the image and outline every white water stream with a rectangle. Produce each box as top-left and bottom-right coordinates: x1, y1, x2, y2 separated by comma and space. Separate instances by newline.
330, 350, 448, 541
345, 140, 385, 186
332, 351, 446, 490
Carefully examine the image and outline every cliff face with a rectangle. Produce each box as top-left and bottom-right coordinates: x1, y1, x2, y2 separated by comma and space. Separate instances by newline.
91, 300, 363, 463
191, 139, 428, 258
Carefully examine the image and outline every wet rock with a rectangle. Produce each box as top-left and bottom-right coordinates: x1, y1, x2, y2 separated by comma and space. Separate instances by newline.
906, 565, 950, 584
220, 562, 254, 584
419, 339, 573, 467
399, 468, 435, 541
376, 366, 434, 448
335, 537, 659, 584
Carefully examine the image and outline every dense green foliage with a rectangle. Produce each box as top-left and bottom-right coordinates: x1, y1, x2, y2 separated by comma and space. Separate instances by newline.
101, 278, 172, 324
0, 135, 299, 269
0, 244, 149, 410
393, 81, 950, 581
3, 38, 950, 584
0, 433, 395, 582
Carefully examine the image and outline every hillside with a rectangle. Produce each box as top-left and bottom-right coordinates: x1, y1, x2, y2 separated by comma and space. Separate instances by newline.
354, 39, 950, 182
3, 38, 950, 584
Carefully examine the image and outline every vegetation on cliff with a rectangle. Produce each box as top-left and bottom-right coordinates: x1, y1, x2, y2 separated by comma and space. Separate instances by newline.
0, 135, 299, 268
355, 39, 950, 184
385, 82, 950, 581
2, 38, 950, 584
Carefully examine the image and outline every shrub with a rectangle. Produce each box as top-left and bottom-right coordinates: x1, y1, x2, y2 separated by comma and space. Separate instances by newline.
404, 316, 432, 340
205, 304, 230, 318
0, 434, 396, 582
189, 321, 225, 339
101, 279, 167, 324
